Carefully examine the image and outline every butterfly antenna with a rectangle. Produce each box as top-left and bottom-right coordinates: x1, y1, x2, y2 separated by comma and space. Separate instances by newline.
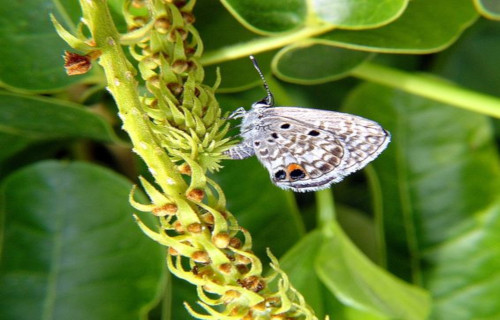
250, 55, 274, 106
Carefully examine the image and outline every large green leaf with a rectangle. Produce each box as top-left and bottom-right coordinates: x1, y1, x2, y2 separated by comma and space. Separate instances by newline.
0, 161, 164, 320
320, 0, 478, 53
276, 219, 429, 319
344, 83, 500, 319
0, 1, 97, 91
311, 0, 407, 28
316, 221, 430, 320
0, 92, 117, 176
220, 0, 407, 33
279, 230, 390, 320
220, 0, 308, 33
273, 42, 372, 84
473, 0, 500, 20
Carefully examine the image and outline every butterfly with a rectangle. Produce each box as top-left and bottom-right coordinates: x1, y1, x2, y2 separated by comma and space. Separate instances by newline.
224, 56, 390, 192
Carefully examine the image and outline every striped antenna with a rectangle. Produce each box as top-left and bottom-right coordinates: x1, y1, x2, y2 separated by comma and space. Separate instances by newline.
250, 55, 274, 106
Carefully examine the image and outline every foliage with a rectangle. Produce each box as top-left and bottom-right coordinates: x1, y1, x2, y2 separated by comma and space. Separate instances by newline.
1, 0, 499, 319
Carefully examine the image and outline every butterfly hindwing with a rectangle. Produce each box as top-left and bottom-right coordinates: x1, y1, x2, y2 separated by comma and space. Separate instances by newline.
250, 107, 390, 192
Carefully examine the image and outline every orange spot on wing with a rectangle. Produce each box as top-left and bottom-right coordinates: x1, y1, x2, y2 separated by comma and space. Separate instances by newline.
287, 163, 304, 172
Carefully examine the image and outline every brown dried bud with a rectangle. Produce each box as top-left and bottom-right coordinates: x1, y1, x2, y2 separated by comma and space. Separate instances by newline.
167, 82, 183, 96
192, 251, 210, 264
172, 60, 189, 74
201, 213, 214, 224
212, 232, 230, 248
193, 86, 200, 97
187, 189, 204, 202
184, 46, 196, 56
64, 51, 98, 75
173, 220, 184, 233
152, 203, 178, 216
229, 237, 242, 249
213, 233, 231, 249
252, 301, 266, 312
182, 12, 195, 24
148, 98, 159, 109
187, 222, 203, 233
178, 163, 191, 175
236, 265, 249, 275
218, 263, 232, 274
168, 28, 187, 42
238, 276, 265, 293
155, 16, 171, 33
148, 75, 161, 88
235, 254, 251, 265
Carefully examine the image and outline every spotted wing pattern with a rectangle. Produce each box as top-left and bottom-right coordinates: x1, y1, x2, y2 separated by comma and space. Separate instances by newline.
251, 107, 390, 192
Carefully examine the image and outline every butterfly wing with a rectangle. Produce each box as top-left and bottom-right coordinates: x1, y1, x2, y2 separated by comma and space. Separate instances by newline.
253, 107, 390, 192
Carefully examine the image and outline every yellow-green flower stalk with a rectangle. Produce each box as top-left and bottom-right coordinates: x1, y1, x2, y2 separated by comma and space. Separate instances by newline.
53, 0, 318, 318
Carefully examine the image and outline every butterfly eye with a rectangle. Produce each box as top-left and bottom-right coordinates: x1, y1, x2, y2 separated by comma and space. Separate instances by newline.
308, 130, 320, 136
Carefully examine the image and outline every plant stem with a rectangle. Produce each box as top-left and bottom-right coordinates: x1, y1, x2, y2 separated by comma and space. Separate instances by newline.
315, 189, 336, 228
78, 0, 186, 195
352, 62, 500, 118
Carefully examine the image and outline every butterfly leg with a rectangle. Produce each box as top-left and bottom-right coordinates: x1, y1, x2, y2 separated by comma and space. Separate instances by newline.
227, 107, 247, 120
224, 140, 255, 159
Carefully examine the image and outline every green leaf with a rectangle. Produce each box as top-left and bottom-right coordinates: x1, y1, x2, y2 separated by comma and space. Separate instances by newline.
220, 0, 308, 33
277, 224, 429, 319
311, 0, 408, 28
344, 83, 500, 319
321, 0, 478, 53
278, 230, 387, 320
316, 221, 430, 320
273, 42, 372, 84
0, 92, 117, 173
473, 0, 500, 20
0, 161, 165, 320
432, 19, 500, 97
0, 1, 96, 91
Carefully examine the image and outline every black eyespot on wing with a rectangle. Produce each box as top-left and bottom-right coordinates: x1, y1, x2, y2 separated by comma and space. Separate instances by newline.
274, 170, 286, 181
280, 123, 290, 129
271, 133, 278, 139
308, 130, 320, 136
290, 169, 306, 181
254, 141, 260, 146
